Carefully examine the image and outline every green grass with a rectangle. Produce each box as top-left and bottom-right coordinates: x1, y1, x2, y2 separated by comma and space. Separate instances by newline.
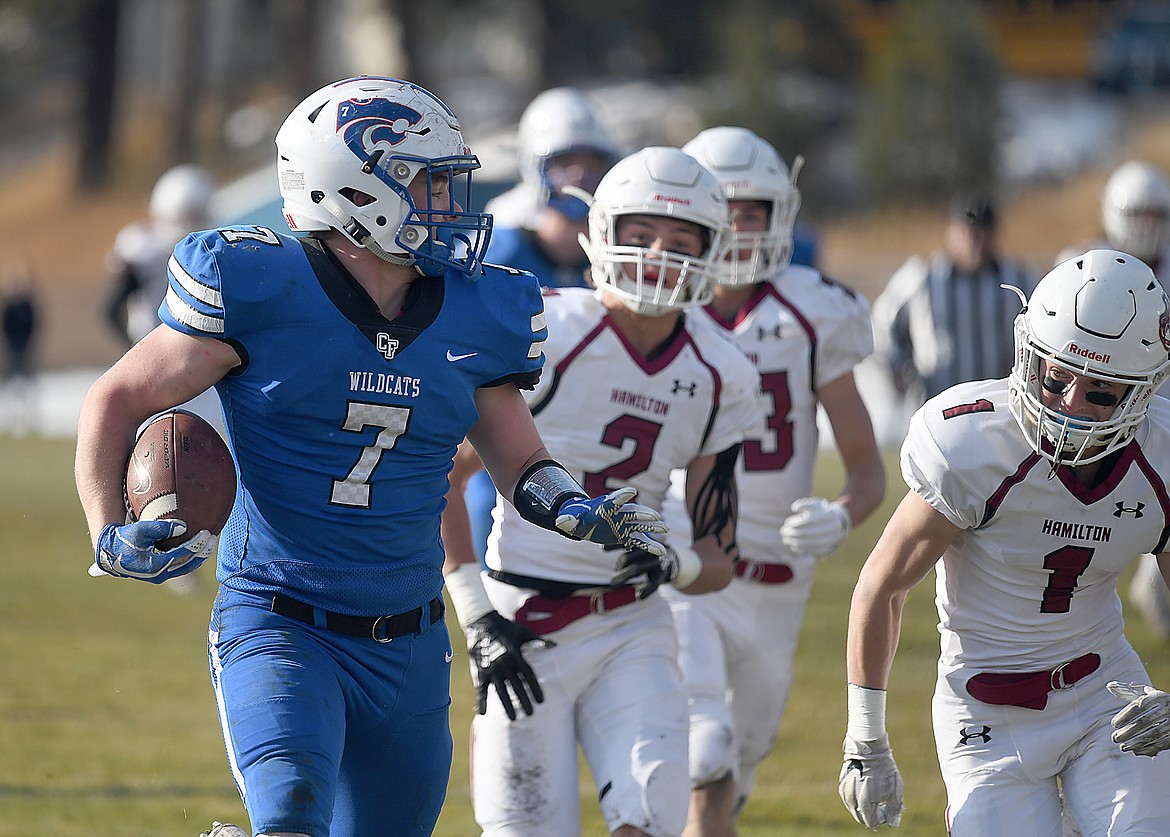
3, 437, 1169, 835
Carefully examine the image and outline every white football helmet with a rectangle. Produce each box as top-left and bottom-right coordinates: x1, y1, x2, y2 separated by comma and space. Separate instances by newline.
1008, 249, 1170, 467
150, 164, 214, 244
275, 76, 492, 278
682, 126, 801, 285
1102, 161, 1170, 263
580, 147, 730, 317
518, 87, 618, 219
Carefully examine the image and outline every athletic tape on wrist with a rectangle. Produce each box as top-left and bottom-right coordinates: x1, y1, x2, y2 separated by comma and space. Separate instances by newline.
445, 562, 494, 630
670, 544, 703, 590
846, 682, 888, 741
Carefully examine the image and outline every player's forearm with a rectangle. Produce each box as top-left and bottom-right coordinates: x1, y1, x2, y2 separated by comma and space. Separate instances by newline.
75, 379, 141, 546
836, 453, 887, 529
441, 472, 482, 575
845, 582, 906, 690
683, 533, 735, 594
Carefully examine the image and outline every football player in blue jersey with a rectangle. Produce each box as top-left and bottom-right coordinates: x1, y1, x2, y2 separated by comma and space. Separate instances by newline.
74, 76, 667, 837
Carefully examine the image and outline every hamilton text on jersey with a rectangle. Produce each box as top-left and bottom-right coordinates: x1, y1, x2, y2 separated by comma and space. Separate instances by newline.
1041, 518, 1113, 542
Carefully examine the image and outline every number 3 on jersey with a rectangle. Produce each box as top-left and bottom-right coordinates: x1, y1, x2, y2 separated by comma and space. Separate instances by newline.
742, 370, 794, 471
331, 401, 411, 508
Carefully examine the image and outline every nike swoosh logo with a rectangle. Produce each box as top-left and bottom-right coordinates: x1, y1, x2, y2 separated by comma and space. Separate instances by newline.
446, 350, 478, 362
445, 650, 454, 663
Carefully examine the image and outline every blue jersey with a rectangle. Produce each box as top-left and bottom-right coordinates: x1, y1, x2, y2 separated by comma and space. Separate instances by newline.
160, 225, 546, 615
485, 226, 590, 289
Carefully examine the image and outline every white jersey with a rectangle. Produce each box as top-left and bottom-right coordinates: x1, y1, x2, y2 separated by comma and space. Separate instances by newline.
903, 378, 1170, 675
667, 265, 873, 567
486, 286, 762, 584
107, 221, 176, 343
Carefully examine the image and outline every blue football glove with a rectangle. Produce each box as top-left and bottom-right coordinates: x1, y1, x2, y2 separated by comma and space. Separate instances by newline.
554, 486, 669, 555
92, 520, 216, 584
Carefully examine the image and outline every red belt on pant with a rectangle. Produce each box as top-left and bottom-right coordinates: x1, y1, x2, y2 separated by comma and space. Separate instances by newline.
513, 585, 639, 635
965, 652, 1101, 711
734, 558, 793, 584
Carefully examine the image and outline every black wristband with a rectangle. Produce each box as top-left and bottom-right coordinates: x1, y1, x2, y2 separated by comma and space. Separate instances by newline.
512, 459, 588, 534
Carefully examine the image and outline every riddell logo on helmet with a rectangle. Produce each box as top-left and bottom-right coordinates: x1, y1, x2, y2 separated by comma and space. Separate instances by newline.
653, 194, 692, 206
1067, 343, 1110, 364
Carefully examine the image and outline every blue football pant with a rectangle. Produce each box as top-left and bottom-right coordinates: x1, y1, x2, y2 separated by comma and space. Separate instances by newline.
209, 588, 453, 837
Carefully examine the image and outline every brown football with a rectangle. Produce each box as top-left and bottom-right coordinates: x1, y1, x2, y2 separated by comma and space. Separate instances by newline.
125, 410, 236, 550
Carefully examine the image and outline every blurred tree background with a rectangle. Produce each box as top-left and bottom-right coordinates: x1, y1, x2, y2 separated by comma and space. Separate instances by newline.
0, 0, 1120, 218
859, 0, 1002, 205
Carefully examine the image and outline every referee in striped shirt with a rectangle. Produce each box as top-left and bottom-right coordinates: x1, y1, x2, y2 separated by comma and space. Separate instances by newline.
872, 192, 1037, 405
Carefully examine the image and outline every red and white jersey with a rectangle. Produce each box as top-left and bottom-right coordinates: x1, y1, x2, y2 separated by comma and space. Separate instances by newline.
668, 265, 873, 566
486, 287, 763, 584
904, 378, 1170, 674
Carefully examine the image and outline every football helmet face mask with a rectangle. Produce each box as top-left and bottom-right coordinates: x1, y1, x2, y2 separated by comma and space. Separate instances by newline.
1102, 161, 1170, 263
682, 126, 801, 285
580, 147, 730, 317
276, 76, 492, 278
1008, 249, 1170, 468
519, 87, 618, 220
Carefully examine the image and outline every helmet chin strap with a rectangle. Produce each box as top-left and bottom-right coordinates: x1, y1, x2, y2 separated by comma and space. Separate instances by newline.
365, 237, 416, 268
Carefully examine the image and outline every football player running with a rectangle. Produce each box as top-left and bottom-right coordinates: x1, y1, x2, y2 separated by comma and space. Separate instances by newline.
1058, 160, 1170, 643
75, 76, 666, 837
660, 127, 886, 836
443, 146, 763, 837
840, 251, 1170, 834
462, 88, 621, 570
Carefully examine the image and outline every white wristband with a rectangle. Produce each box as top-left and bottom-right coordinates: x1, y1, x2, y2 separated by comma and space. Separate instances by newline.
445, 562, 494, 630
846, 683, 888, 741
671, 544, 703, 590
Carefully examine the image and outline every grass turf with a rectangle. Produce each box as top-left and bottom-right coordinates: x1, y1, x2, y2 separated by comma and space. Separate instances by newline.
3, 437, 1167, 835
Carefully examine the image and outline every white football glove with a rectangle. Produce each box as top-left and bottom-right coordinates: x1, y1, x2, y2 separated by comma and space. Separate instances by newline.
1107, 681, 1170, 757
780, 497, 851, 557
839, 734, 904, 830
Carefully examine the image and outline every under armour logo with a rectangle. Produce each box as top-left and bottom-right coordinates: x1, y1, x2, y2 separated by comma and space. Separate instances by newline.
376, 333, 399, 360
672, 379, 697, 397
959, 725, 992, 746
1113, 502, 1145, 519
756, 324, 783, 341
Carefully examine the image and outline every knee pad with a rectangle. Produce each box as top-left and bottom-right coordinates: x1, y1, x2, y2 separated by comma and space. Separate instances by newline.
689, 714, 737, 788
640, 757, 692, 837
600, 752, 691, 837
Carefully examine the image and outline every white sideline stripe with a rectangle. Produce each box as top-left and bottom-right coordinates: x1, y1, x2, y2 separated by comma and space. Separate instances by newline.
209, 628, 248, 802
528, 338, 544, 359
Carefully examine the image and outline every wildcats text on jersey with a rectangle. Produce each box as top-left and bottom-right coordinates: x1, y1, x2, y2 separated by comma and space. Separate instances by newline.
348, 370, 421, 398
1040, 518, 1112, 543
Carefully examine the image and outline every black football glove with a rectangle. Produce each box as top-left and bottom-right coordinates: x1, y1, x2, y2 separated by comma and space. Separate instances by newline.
610, 545, 671, 600
464, 611, 554, 721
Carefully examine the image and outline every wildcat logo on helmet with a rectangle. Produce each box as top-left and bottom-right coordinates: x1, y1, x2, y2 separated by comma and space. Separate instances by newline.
336, 98, 423, 158
1159, 298, 1170, 352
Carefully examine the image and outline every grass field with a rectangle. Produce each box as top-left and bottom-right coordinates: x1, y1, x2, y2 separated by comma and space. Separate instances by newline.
3, 436, 1169, 836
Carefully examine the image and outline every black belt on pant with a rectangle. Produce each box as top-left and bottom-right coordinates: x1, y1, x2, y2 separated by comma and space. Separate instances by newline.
271, 594, 443, 643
